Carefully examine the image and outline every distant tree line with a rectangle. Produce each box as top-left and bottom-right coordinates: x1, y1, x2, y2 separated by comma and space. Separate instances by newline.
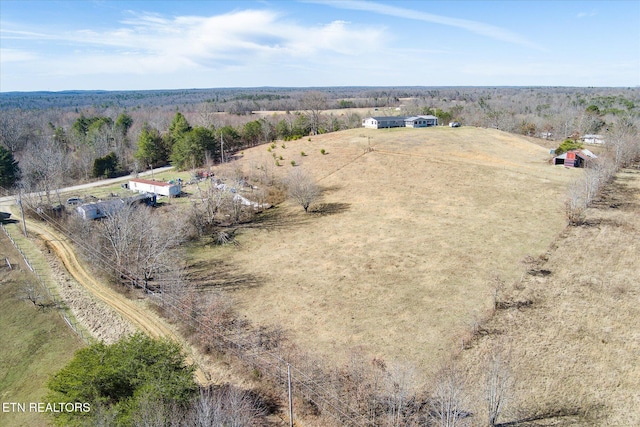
1, 87, 638, 197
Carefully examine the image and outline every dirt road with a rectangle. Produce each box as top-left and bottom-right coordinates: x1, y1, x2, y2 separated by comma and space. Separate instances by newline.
23, 218, 211, 385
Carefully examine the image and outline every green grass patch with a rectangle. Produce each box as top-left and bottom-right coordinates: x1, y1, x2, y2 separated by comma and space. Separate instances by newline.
0, 271, 84, 427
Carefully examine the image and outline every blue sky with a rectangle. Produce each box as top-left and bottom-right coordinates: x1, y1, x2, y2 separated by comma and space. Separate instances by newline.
1, 0, 639, 91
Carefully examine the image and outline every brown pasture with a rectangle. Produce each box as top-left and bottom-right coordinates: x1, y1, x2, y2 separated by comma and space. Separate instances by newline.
190, 126, 579, 377
456, 166, 640, 425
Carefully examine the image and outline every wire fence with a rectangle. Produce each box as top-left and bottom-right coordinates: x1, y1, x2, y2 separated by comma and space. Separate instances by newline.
26, 208, 377, 426
1, 222, 91, 344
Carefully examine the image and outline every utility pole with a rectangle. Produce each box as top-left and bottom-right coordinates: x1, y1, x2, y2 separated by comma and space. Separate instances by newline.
288, 363, 294, 427
220, 133, 225, 163
17, 190, 27, 237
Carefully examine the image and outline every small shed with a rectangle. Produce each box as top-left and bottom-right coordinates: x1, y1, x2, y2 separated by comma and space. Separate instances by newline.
129, 178, 181, 197
553, 149, 597, 168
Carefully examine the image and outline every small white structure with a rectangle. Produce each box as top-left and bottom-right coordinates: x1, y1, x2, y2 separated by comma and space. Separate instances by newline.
129, 178, 181, 197
582, 134, 605, 145
77, 199, 126, 220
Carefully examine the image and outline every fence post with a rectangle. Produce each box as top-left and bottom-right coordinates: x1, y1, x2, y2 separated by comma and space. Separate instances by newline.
288, 363, 294, 427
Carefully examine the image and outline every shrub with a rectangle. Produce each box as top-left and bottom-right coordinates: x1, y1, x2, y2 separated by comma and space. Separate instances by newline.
281, 143, 286, 149
291, 160, 296, 166
555, 139, 583, 156
300, 151, 306, 156
320, 148, 326, 155
92, 152, 119, 178
47, 333, 196, 426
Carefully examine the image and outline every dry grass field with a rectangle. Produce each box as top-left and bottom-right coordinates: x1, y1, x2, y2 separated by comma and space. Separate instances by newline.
188, 126, 580, 378
457, 166, 640, 425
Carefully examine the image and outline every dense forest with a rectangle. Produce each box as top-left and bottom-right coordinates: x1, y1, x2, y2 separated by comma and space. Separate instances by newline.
1, 86, 639, 197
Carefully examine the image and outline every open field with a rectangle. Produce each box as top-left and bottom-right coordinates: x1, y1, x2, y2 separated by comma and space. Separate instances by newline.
457, 165, 640, 425
0, 232, 83, 427
187, 126, 579, 376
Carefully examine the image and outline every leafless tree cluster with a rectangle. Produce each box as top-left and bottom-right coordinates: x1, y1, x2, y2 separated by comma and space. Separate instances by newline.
110, 205, 183, 290
188, 176, 273, 239
566, 116, 639, 225
69, 203, 188, 293
156, 273, 519, 427
127, 384, 269, 427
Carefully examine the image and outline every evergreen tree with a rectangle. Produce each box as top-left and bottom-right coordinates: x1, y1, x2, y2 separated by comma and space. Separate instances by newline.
135, 124, 168, 168
0, 145, 20, 190
47, 333, 196, 427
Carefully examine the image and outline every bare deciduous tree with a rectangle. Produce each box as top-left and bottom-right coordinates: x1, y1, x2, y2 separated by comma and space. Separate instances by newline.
285, 168, 320, 213
188, 385, 266, 427
382, 362, 419, 426
98, 204, 186, 291
430, 364, 470, 427
486, 351, 512, 427
300, 91, 327, 135
19, 135, 68, 206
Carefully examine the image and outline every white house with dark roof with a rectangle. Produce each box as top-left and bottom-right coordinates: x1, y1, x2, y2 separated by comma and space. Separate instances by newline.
362, 115, 438, 129
405, 115, 438, 128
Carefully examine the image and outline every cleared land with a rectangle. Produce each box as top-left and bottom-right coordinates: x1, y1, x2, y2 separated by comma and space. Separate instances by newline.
457, 166, 640, 425
189, 126, 579, 375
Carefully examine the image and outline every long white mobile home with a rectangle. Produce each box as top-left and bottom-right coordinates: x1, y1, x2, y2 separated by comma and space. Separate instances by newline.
362, 115, 438, 129
129, 178, 181, 197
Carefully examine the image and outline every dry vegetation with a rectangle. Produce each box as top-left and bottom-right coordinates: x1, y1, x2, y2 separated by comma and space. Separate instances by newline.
188, 126, 578, 377
456, 165, 640, 425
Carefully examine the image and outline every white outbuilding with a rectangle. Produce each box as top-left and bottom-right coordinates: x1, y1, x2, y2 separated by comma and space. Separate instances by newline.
129, 178, 181, 197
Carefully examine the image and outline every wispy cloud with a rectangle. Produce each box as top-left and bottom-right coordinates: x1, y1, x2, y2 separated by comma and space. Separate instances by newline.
0, 48, 38, 62
312, 0, 546, 51
577, 10, 598, 18
0, 8, 386, 75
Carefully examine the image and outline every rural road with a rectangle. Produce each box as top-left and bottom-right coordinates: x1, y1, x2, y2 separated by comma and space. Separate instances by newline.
0, 165, 175, 206
1, 165, 213, 385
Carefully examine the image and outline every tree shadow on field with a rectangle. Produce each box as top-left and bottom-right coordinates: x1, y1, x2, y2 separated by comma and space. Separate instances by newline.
497, 404, 605, 426
589, 174, 639, 213
309, 202, 351, 216
238, 206, 311, 231
187, 259, 261, 292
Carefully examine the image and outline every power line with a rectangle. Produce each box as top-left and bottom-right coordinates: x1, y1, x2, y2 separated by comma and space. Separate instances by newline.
29, 207, 376, 426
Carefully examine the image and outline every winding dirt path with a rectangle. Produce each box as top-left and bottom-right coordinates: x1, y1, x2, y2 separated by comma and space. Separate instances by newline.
25, 219, 211, 385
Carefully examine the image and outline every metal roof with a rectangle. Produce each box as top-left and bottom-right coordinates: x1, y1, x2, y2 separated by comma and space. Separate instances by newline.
130, 178, 175, 187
